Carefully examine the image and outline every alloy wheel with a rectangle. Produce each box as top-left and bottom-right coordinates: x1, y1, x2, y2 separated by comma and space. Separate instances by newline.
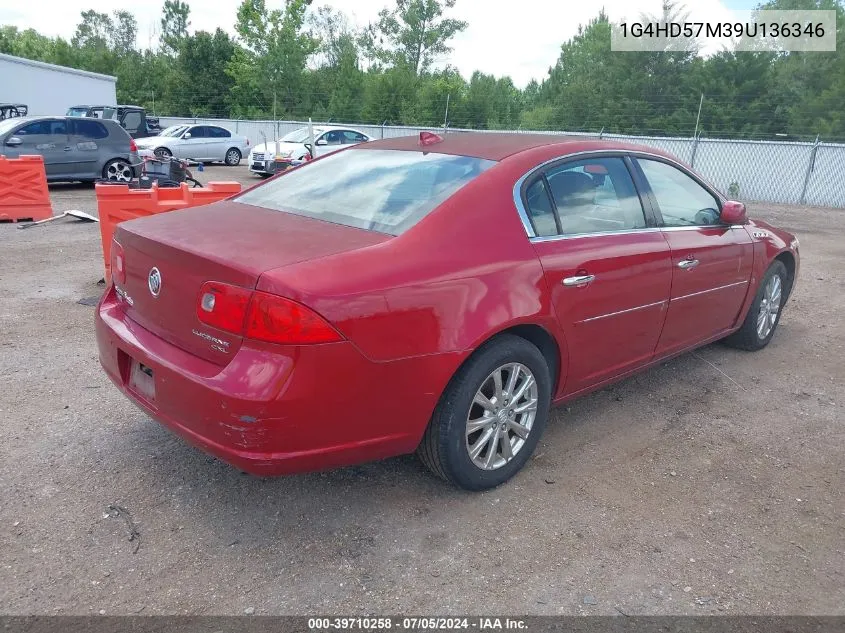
756, 274, 782, 340
106, 161, 132, 182
465, 363, 538, 470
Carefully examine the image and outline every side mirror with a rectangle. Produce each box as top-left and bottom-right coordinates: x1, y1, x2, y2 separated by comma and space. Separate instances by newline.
720, 200, 747, 225
315, 138, 328, 146
183, 132, 192, 139
5, 136, 22, 147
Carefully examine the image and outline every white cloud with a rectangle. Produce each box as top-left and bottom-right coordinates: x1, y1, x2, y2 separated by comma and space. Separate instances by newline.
1, 0, 741, 87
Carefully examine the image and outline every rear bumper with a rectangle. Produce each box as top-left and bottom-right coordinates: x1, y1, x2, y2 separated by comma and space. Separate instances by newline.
95, 288, 453, 476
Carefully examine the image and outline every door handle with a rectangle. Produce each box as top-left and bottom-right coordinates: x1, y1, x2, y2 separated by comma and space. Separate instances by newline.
562, 274, 595, 287
678, 258, 699, 270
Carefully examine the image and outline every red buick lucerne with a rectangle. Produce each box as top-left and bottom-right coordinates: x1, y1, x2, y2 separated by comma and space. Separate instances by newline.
96, 132, 799, 490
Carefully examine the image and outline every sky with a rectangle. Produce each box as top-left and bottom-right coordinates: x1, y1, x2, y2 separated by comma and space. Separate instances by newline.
0, 0, 756, 87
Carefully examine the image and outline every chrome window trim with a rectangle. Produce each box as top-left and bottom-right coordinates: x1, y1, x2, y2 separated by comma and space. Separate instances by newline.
513, 149, 727, 241
529, 223, 745, 244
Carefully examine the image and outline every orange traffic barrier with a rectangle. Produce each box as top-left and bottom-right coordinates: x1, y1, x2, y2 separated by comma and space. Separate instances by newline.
0, 155, 53, 223
96, 181, 241, 282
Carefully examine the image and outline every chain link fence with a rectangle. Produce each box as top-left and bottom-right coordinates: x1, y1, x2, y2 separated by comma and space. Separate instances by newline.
159, 116, 845, 208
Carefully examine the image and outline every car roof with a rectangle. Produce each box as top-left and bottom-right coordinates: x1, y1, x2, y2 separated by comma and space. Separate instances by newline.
356, 132, 675, 162
314, 125, 368, 134
9, 115, 120, 124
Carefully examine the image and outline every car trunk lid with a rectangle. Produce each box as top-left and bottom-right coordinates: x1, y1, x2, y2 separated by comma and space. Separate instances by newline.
115, 200, 390, 365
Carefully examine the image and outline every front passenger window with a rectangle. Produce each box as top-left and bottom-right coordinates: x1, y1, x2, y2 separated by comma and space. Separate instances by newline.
637, 159, 721, 227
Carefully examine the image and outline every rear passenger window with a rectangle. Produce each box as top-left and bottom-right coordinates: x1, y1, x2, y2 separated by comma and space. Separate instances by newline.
72, 120, 109, 139
342, 131, 368, 144
524, 179, 558, 237
209, 127, 231, 138
544, 157, 646, 235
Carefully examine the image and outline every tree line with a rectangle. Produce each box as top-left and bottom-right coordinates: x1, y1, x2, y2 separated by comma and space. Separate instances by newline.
1, 0, 843, 140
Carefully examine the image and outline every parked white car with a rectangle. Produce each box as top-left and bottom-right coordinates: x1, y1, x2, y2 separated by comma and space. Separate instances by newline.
135, 124, 249, 166
248, 125, 371, 176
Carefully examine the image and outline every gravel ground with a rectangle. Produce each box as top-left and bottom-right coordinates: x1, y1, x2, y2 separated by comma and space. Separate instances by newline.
0, 166, 843, 616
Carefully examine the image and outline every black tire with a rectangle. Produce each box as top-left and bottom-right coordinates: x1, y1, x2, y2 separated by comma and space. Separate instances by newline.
102, 158, 133, 182
224, 148, 242, 166
153, 147, 172, 159
724, 261, 788, 351
418, 334, 551, 490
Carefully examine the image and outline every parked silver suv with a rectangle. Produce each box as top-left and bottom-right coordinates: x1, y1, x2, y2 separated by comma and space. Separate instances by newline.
0, 116, 139, 182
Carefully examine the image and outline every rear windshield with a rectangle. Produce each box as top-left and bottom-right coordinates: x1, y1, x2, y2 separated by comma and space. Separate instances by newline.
236, 148, 495, 235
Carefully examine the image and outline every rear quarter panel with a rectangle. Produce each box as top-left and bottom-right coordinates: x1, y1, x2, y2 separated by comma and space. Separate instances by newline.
255, 159, 562, 363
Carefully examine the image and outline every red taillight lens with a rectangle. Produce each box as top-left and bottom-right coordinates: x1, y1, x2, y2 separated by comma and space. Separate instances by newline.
245, 292, 343, 344
196, 281, 251, 332
129, 138, 138, 153
196, 282, 342, 345
111, 240, 126, 285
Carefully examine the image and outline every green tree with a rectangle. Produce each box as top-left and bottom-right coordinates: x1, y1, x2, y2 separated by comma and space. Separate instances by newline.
361, 0, 467, 75
229, 0, 318, 117
163, 29, 236, 117
160, 0, 190, 56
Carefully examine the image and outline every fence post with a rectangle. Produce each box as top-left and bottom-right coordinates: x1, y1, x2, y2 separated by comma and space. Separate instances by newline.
799, 135, 820, 205
689, 132, 700, 168
382, 120, 387, 139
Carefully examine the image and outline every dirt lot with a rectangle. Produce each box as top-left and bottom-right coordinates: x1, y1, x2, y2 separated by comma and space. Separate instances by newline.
0, 165, 843, 616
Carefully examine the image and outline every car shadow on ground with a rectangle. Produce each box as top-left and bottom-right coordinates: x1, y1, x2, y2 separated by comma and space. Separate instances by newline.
96, 340, 743, 547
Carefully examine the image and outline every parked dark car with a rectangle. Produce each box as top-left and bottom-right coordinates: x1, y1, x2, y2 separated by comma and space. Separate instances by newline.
66, 105, 161, 139
0, 116, 139, 182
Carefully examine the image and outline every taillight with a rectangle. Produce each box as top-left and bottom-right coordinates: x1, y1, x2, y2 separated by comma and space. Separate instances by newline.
111, 240, 126, 285
196, 282, 342, 345
197, 282, 251, 332
129, 138, 138, 153
245, 291, 343, 344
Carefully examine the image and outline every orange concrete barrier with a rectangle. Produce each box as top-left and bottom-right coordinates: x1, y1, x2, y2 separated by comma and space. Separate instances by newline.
0, 155, 53, 223
96, 181, 242, 282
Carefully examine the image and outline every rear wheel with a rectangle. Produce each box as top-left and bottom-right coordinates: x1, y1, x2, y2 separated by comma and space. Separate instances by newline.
225, 148, 242, 166
102, 159, 133, 182
154, 147, 172, 159
418, 334, 551, 490
725, 261, 788, 351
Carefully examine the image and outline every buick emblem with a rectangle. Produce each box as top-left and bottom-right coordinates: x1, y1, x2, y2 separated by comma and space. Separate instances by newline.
148, 267, 162, 297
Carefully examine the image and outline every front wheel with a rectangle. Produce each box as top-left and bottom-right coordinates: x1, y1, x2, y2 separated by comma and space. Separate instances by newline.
102, 158, 133, 182
724, 261, 788, 351
418, 334, 551, 490
224, 148, 242, 166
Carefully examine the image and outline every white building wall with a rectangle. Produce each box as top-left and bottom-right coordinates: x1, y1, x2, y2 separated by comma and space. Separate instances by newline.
0, 53, 117, 116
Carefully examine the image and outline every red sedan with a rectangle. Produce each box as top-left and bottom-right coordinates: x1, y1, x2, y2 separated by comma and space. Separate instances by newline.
96, 132, 799, 490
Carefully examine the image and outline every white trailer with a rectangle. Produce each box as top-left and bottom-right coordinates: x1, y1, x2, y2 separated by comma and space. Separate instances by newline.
0, 53, 117, 116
